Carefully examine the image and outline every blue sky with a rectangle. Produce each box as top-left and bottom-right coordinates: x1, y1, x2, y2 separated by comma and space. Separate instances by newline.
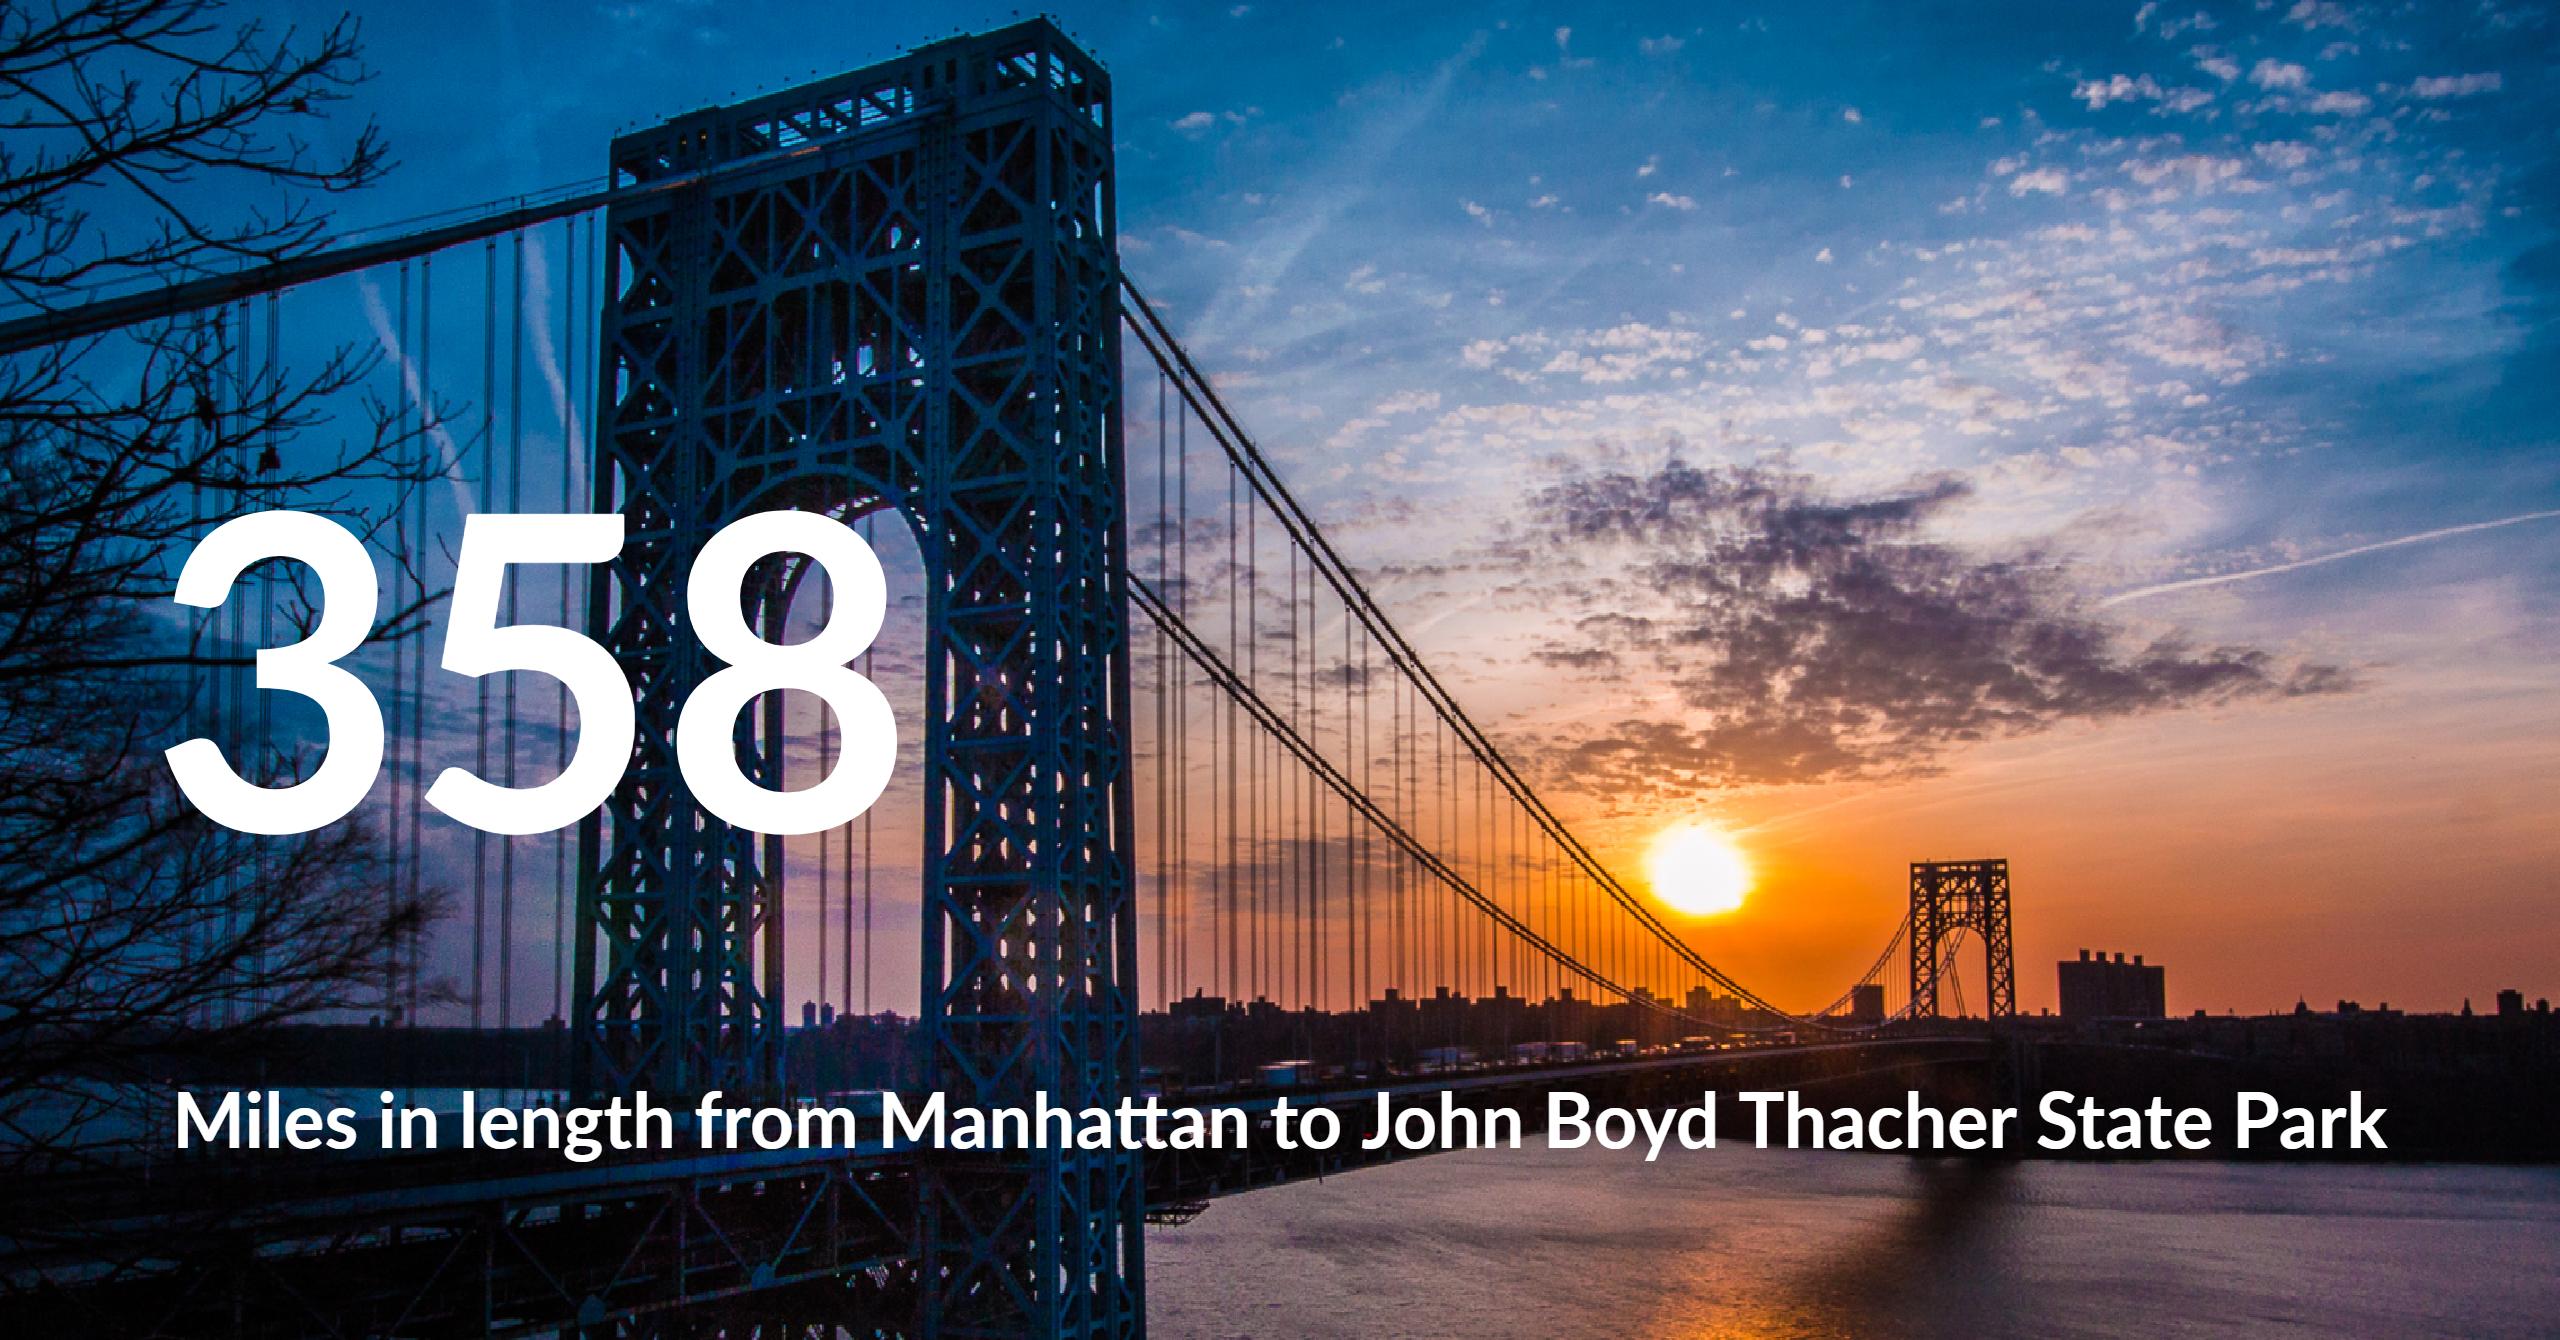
271, 0, 2559, 1012
311, 0, 2560, 609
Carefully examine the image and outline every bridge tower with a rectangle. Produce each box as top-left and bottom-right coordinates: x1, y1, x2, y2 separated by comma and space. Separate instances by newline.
573, 22, 1142, 1338
1908, 859, 2016, 1019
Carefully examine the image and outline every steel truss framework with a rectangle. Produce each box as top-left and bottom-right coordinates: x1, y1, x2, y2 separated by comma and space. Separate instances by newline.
0, 1142, 926, 1337
1907, 859, 2017, 1020
572, 21, 1142, 1338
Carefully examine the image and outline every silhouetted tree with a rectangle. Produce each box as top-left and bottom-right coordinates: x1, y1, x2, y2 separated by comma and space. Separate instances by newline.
0, 0, 443, 1182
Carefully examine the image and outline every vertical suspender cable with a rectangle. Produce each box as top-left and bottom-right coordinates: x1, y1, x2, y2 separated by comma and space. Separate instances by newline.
818, 572, 832, 1022
258, 293, 280, 1014
471, 242, 494, 1029
1153, 370, 1168, 1009
553, 215, 578, 1027
1224, 461, 1237, 1005
1286, 546, 1298, 1008
1174, 385, 1190, 1002
187, 314, 205, 1025
408, 257, 433, 1023
386, 262, 408, 1023
1246, 499, 1258, 1004
499, 231, 527, 1027
858, 513, 873, 1017
227, 304, 252, 1027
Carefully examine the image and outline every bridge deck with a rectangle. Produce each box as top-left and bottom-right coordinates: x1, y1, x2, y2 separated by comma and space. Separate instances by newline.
2, 1039, 2000, 1336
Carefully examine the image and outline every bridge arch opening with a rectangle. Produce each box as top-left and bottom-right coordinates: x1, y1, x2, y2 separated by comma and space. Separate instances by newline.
761, 504, 929, 1030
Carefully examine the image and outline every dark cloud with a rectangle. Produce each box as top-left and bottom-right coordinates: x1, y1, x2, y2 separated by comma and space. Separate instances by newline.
1530, 644, 1618, 671
1525, 459, 2352, 792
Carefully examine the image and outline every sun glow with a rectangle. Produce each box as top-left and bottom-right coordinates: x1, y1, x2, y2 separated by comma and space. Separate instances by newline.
1647, 823, 1753, 917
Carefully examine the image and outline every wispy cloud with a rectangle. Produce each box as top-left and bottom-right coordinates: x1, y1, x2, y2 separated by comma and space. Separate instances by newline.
2408, 72, 2502, 98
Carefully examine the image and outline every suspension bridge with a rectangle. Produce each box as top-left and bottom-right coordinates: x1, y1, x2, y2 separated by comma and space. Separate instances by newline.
0, 21, 2022, 1338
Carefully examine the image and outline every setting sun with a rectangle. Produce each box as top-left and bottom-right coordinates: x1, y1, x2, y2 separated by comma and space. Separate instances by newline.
1646, 823, 1754, 917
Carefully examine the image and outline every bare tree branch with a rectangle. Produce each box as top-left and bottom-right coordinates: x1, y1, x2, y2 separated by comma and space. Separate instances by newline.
0, 0, 444, 1191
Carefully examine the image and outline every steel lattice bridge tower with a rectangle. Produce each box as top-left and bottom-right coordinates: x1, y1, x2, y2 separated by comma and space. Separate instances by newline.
1908, 859, 2017, 1019
573, 24, 1139, 1337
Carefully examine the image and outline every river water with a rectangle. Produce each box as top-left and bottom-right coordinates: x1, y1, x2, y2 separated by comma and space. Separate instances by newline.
1144, 1146, 2560, 1338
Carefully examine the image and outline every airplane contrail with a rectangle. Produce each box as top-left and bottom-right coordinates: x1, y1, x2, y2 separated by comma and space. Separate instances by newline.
2098, 507, 2560, 607
358, 278, 477, 524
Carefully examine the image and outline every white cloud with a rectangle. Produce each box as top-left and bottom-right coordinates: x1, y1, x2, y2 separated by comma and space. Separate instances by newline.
1646, 192, 1698, 211
2074, 73, 2214, 113
1640, 35, 1685, 55
1553, 26, 1594, 70
1374, 389, 1442, 416
2253, 141, 2314, 171
2249, 59, 2309, 91
2010, 167, 2069, 196
1815, 248, 1835, 263
2123, 154, 2251, 191
1637, 154, 1660, 178
1171, 111, 1218, 135
2122, 312, 2271, 377
2308, 90, 2372, 115
2077, 74, 2156, 108
1527, 322, 1711, 383
1842, 106, 1864, 124
2410, 73, 2503, 99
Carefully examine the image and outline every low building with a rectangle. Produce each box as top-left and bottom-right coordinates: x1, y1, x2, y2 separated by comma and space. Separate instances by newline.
1847, 982, 1886, 1026
2058, 949, 2166, 1020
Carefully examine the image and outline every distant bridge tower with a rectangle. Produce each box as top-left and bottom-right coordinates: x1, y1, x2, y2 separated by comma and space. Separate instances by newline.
1908, 859, 2016, 1019
574, 21, 1140, 1338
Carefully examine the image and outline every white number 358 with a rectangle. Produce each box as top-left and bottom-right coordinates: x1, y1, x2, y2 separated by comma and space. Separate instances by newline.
165, 510, 893, 838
